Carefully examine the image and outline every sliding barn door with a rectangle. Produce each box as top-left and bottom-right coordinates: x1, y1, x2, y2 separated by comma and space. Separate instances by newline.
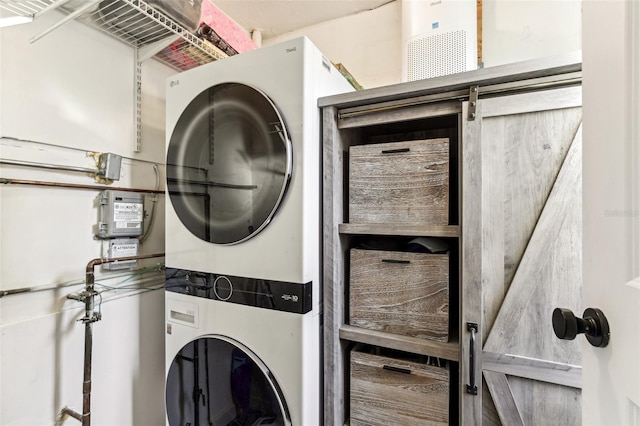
462, 85, 583, 425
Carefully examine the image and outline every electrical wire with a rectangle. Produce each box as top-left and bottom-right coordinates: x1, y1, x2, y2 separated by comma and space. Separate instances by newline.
0, 266, 163, 298
92, 266, 207, 295
111, 264, 164, 283
97, 292, 103, 319
139, 163, 160, 243
93, 278, 167, 306
93, 266, 165, 292
94, 276, 165, 292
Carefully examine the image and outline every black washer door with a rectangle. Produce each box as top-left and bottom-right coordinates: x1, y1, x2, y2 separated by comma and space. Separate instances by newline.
166, 336, 290, 426
167, 83, 292, 245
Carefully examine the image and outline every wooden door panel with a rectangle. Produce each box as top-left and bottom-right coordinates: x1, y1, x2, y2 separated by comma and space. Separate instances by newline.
464, 86, 583, 425
509, 377, 581, 426
481, 107, 583, 344
484, 371, 526, 425
501, 109, 583, 293
482, 380, 501, 426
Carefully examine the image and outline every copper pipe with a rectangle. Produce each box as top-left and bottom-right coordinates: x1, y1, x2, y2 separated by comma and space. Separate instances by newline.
0, 178, 164, 194
85, 253, 166, 289
65, 252, 165, 426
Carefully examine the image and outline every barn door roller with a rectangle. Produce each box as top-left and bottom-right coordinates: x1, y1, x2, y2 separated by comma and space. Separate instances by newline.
467, 85, 479, 121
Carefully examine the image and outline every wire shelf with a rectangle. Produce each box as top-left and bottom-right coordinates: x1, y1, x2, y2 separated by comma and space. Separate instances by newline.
0, 0, 55, 16
1, 0, 226, 71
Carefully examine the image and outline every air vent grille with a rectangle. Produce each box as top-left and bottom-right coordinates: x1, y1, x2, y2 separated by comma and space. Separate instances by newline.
407, 30, 468, 81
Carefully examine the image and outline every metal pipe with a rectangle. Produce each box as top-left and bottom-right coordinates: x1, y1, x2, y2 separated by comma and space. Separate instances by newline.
81, 294, 94, 426
64, 252, 165, 426
84, 253, 165, 285
0, 158, 99, 175
0, 177, 164, 194
1, 136, 163, 166
61, 407, 82, 422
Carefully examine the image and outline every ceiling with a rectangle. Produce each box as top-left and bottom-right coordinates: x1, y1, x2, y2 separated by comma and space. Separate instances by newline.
212, 0, 395, 40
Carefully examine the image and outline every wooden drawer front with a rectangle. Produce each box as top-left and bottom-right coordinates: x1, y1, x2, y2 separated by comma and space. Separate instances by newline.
348, 138, 449, 225
349, 249, 449, 342
350, 351, 449, 425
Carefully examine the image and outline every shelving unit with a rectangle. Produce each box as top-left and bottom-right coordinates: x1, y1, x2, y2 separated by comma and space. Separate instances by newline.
322, 97, 462, 425
1, 0, 226, 71
339, 223, 460, 238
340, 325, 460, 361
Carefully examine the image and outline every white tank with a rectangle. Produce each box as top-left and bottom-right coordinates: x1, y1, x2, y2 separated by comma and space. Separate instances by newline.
401, 0, 478, 81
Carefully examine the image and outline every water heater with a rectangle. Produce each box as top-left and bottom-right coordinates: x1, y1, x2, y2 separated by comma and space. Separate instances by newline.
402, 0, 477, 81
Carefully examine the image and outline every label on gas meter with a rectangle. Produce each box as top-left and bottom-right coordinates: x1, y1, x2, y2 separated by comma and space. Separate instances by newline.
102, 238, 139, 271
109, 241, 138, 257
114, 202, 143, 229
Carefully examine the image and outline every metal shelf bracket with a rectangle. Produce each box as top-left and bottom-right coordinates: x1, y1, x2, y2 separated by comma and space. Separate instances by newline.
29, 0, 99, 43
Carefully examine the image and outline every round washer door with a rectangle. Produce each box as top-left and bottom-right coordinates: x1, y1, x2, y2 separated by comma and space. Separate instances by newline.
166, 336, 291, 426
167, 83, 292, 245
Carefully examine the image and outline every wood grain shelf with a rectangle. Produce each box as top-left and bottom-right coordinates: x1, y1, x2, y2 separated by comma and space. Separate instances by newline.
339, 325, 460, 362
338, 223, 460, 238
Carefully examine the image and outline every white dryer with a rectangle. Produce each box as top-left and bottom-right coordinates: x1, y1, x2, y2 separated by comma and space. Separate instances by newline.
165, 36, 353, 288
164, 270, 320, 425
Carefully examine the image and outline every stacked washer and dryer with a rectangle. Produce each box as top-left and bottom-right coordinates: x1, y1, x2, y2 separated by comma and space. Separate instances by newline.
164, 37, 353, 426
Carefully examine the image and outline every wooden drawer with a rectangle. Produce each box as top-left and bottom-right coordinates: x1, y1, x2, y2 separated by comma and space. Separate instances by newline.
350, 350, 449, 425
348, 138, 450, 225
349, 248, 449, 342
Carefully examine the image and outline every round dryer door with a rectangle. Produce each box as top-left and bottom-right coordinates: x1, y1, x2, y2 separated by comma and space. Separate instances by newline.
167, 83, 292, 245
166, 336, 291, 426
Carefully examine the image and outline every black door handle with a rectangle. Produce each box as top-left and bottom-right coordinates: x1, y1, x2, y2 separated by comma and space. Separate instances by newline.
466, 322, 478, 395
552, 307, 610, 348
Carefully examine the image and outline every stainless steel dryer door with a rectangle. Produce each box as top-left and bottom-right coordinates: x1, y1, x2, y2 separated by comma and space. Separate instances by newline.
165, 336, 291, 426
167, 83, 292, 245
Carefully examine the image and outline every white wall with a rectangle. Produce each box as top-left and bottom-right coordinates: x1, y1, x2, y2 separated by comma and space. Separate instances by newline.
264, 1, 402, 89
0, 9, 172, 425
264, 0, 581, 88
482, 0, 582, 68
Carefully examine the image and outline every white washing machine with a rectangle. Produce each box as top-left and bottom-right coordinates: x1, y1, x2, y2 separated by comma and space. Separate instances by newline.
164, 271, 320, 425
165, 36, 353, 289
164, 37, 353, 426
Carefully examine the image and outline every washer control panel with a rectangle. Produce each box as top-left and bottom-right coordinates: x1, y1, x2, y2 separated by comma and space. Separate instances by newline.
165, 268, 312, 314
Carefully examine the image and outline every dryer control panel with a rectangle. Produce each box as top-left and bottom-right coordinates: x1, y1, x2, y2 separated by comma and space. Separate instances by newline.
165, 268, 312, 314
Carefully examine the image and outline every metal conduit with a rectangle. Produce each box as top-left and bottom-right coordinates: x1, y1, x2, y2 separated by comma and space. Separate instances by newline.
0, 158, 100, 175
61, 252, 165, 426
1, 136, 163, 166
